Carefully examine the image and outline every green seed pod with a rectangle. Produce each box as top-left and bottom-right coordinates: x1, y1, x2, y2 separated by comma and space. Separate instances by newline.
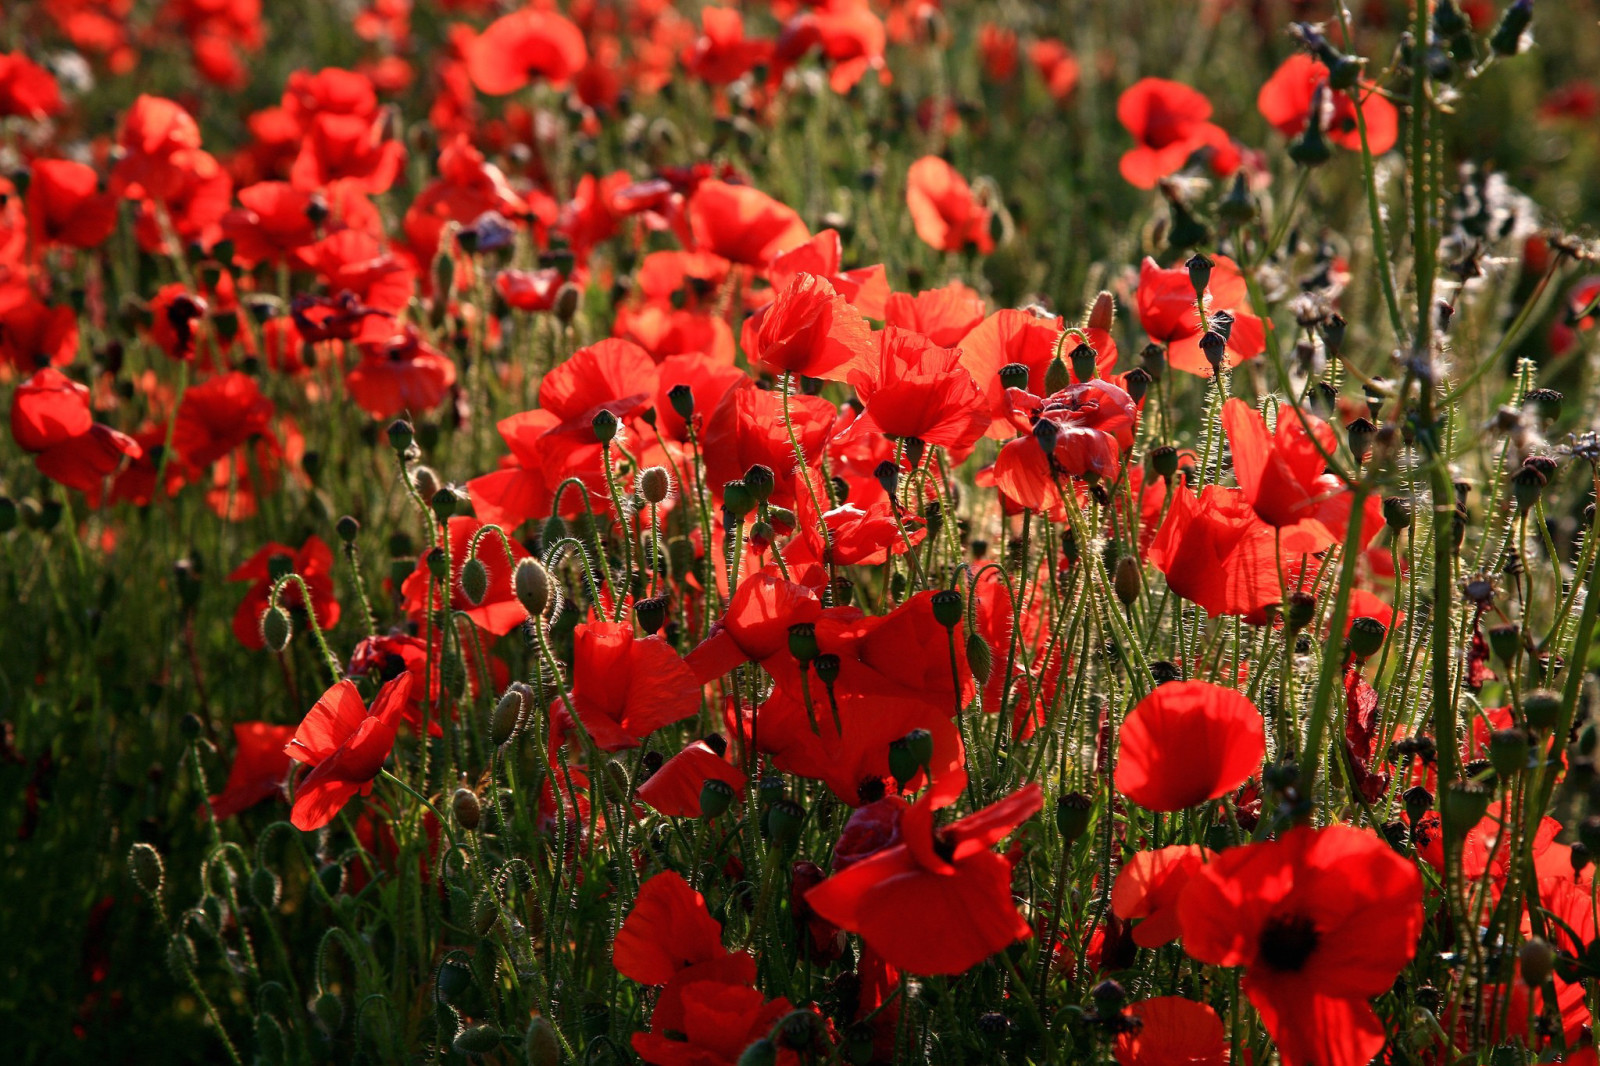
336, 514, 360, 543
1488, 728, 1530, 781
437, 955, 473, 1002
766, 799, 806, 848
1522, 689, 1562, 732
997, 362, 1030, 392
930, 589, 963, 628
461, 557, 489, 605
387, 419, 414, 453
1347, 616, 1386, 659
129, 843, 165, 898
592, 409, 619, 443
1069, 342, 1099, 382
425, 547, 450, 581
1488, 623, 1522, 664
1055, 792, 1092, 844
1440, 781, 1492, 845
737, 1039, 778, 1066
261, 606, 292, 652
701, 779, 737, 820
788, 622, 819, 663
526, 1015, 561, 1066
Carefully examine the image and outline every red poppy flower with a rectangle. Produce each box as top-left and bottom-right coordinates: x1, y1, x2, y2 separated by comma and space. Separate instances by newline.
1178, 825, 1424, 1066
207, 723, 297, 820
687, 179, 810, 268
495, 267, 565, 312
220, 182, 323, 267
850, 326, 989, 450
26, 160, 119, 252
0, 294, 79, 370
11, 368, 143, 491
344, 328, 458, 420
1111, 845, 1213, 947
288, 111, 405, 195
400, 516, 532, 636
1029, 40, 1081, 101
884, 283, 987, 347
767, 229, 889, 319
633, 970, 793, 1066
1258, 54, 1398, 155
228, 536, 341, 650
700, 382, 837, 509
905, 156, 993, 254
1115, 680, 1265, 811
742, 272, 876, 382
283, 673, 413, 831
172, 371, 276, 468
0, 53, 64, 120
1117, 78, 1231, 189
402, 134, 532, 264
1114, 997, 1228, 1066
1137, 256, 1266, 375
992, 379, 1139, 510
685, 7, 773, 85
466, 8, 589, 95
112, 95, 209, 204
653, 352, 748, 444
805, 769, 1041, 974
466, 410, 560, 530
614, 871, 733, 985
687, 568, 824, 682
775, 0, 888, 94
1222, 398, 1343, 532
636, 740, 747, 818
615, 301, 737, 364
562, 621, 701, 751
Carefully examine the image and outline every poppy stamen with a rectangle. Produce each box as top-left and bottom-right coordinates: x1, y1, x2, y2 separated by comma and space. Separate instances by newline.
1258, 913, 1320, 973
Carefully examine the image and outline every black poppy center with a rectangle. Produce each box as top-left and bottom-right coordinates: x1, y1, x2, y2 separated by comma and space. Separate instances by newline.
1258, 912, 1320, 973
931, 830, 957, 864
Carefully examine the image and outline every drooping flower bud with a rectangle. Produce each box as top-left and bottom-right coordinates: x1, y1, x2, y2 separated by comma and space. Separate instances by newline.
592, 409, 619, 443
513, 558, 551, 618
452, 788, 482, 831
261, 605, 293, 651
461, 557, 489, 605
1043, 355, 1070, 395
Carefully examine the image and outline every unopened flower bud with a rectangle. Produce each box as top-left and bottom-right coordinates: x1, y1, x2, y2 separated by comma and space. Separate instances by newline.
491, 685, 529, 745
638, 466, 671, 504
387, 418, 414, 454
129, 842, 165, 898
1113, 555, 1141, 606
737, 1039, 778, 1066
261, 606, 292, 651
526, 1016, 561, 1066
514, 558, 550, 617
336, 514, 361, 543
453, 1024, 501, 1055
461, 557, 489, 605
1044, 356, 1070, 395
1519, 937, 1556, 988
668, 383, 696, 421
966, 631, 992, 684
452, 788, 481, 830
553, 283, 582, 324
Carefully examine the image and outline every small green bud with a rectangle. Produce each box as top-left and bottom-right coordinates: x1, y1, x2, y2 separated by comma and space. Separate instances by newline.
514, 558, 550, 618
129, 843, 165, 898
452, 788, 481, 831
453, 1024, 501, 1055
461, 557, 489, 605
261, 606, 293, 652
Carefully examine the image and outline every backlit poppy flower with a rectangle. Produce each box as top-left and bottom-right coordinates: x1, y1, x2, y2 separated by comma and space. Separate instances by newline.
112, 96, 209, 204
805, 769, 1041, 974
402, 134, 532, 264
1178, 824, 1424, 1066
850, 326, 989, 450
1115, 680, 1265, 811
465, 7, 589, 95
172, 371, 276, 468
466, 410, 560, 530
636, 739, 746, 818
653, 352, 748, 444
614, 871, 733, 985
992, 379, 1139, 510
0, 294, 80, 370
11, 367, 145, 491
207, 723, 297, 819
775, 0, 889, 94
957, 308, 1065, 436
26, 160, 119, 252
563, 621, 701, 751
220, 182, 323, 267
289, 111, 406, 195
1117, 78, 1232, 189
905, 156, 993, 255
978, 24, 1018, 82
700, 383, 837, 511
495, 267, 565, 311
1114, 997, 1228, 1066
1137, 256, 1266, 375
1258, 54, 1398, 155
0, 53, 64, 120
1111, 845, 1213, 947
687, 179, 810, 268
1222, 398, 1341, 530
401, 516, 532, 636
228, 536, 341, 650
884, 283, 987, 347
687, 569, 824, 683
284, 673, 413, 831
767, 230, 889, 319
344, 328, 458, 420
1029, 39, 1080, 101
742, 271, 876, 382
685, 7, 773, 85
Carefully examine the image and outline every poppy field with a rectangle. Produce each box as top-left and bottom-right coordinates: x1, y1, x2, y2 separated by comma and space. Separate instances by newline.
7, 0, 1600, 1063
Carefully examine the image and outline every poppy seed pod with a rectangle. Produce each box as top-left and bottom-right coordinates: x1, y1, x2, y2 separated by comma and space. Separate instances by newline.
452, 788, 481, 831
1403, 784, 1433, 825
261, 605, 292, 651
723, 481, 755, 518
1488, 623, 1522, 664
461, 557, 489, 605
635, 595, 668, 635
1383, 495, 1414, 530
1044, 355, 1071, 395
1511, 464, 1547, 514
1149, 445, 1179, 480
1284, 591, 1316, 633
1488, 728, 1530, 781
513, 557, 551, 618
1219, 172, 1257, 226
1185, 253, 1213, 298
1070, 343, 1099, 382
813, 653, 842, 687
700, 778, 737, 820
1289, 104, 1333, 167
1519, 938, 1556, 988
931, 589, 963, 628
766, 799, 806, 847
1199, 329, 1228, 371
1346, 418, 1376, 463
553, 283, 582, 324
887, 734, 924, 786
667, 383, 695, 421
788, 622, 819, 663
1521, 689, 1561, 731
336, 514, 360, 543
1439, 781, 1493, 843
743, 464, 775, 504
592, 409, 619, 443
1055, 792, 1092, 844
1124, 366, 1153, 403
638, 466, 671, 504
1526, 387, 1563, 423
387, 418, 414, 454
1032, 417, 1060, 456
1348, 617, 1386, 658
873, 460, 900, 498
425, 546, 450, 581
998, 362, 1031, 392
1490, 0, 1533, 57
